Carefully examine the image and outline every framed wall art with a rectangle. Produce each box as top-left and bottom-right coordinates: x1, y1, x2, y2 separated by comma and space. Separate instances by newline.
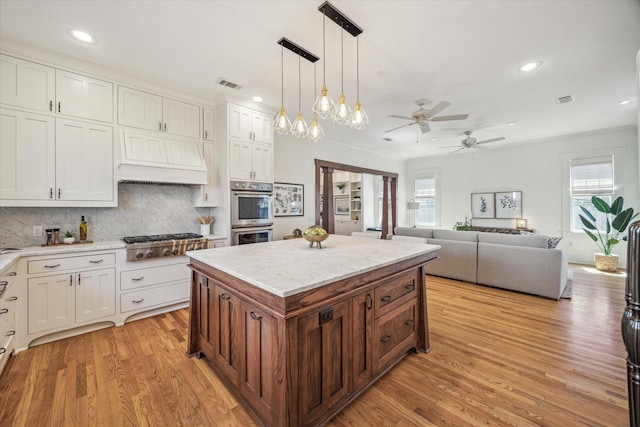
471, 193, 495, 218
334, 196, 349, 215
273, 182, 304, 217
495, 191, 522, 218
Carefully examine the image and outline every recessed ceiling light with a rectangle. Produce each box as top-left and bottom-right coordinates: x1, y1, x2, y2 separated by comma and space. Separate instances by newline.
508, 122, 516, 126
518, 61, 542, 72
619, 99, 631, 105
253, 96, 263, 102
431, 138, 437, 141
69, 29, 95, 43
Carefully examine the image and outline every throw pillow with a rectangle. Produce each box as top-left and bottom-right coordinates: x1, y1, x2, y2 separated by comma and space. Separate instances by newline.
548, 237, 562, 249
519, 230, 535, 236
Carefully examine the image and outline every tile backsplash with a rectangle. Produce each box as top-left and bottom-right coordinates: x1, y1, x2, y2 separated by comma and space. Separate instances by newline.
0, 184, 218, 248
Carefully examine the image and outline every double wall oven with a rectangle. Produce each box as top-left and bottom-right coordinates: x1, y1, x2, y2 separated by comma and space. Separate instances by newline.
230, 180, 273, 245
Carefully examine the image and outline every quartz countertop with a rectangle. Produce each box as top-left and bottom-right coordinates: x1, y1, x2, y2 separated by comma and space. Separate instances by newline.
187, 234, 440, 297
0, 241, 126, 275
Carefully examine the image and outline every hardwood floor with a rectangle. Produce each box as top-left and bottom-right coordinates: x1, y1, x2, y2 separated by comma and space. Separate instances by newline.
0, 264, 629, 426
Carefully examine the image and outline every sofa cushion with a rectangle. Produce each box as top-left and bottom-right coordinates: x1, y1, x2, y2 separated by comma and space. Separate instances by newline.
432, 229, 479, 242
391, 235, 428, 244
393, 227, 433, 239
477, 232, 548, 248
426, 237, 478, 283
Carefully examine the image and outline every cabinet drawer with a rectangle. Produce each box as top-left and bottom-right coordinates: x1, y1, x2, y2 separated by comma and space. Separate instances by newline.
374, 270, 418, 318
374, 301, 417, 370
28, 253, 116, 274
120, 281, 189, 313
120, 263, 189, 291
0, 263, 18, 289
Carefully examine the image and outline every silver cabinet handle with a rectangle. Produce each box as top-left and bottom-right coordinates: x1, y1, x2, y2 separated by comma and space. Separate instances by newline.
6, 331, 15, 336
58, 188, 61, 199
159, 121, 162, 131
132, 298, 144, 304
7, 297, 17, 301
204, 130, 208, 139
163, 123, 166, 132
0, 309, 8, 314
50, 188, 53, 199
49, 100, 53, 111
0, 348, 5, 355
57, 102, 61, 113
7, 272, 16, 276
0, 281, 6, 286
132, 277, 144, 281
45, 264, 61, 269
89, 259, 104, 264
77, 274, 81, 285
70, 274, 73, 286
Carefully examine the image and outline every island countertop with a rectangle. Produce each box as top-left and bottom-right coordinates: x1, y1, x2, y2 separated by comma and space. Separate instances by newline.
187, 234, 440, 297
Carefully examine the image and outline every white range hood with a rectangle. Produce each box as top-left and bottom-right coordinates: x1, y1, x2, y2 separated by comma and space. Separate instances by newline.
118, 131, 207, 186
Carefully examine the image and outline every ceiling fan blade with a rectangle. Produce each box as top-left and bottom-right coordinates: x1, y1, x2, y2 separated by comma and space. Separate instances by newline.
425, 101, 451, 118
388, 114, 414, 121
438, 145, 462, 149
419, 121, 431, 133
474, 145, 487, 149
384, 122, 416, 133
451, 147, 466, 154
430, 114, 469, 122
475, 137, 506, 145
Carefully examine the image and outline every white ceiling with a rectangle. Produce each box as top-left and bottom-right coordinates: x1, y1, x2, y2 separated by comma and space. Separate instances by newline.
1, 0, 638, 159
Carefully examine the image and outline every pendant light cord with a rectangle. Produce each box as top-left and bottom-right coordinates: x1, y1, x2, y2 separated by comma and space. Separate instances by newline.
356, 36, 359, 101
280, 44, 284, 105
298, 55, 301, 111
322, 11, 326, 85
340, 24, 344, 92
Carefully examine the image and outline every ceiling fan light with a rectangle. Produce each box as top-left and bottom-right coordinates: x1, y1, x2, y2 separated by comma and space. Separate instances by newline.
518, 61, 542, 72
307, 115, 324, 142
349, 100, 368, 129
274, 106, 291, 134
333, 92, 351, 124
313, 83, 335, 119
291, 111, 309, 138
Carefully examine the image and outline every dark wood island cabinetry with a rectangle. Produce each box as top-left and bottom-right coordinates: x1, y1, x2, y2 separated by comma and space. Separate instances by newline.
187, 235, 439, 426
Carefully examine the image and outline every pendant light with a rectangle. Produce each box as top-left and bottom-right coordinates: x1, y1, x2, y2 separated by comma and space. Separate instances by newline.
308, 63, 325, 142
349, 36, 368, 129
312, 9, 335, 119
274, 43, 291, 134
290, 55, 309, 138
332, 25, 351, 125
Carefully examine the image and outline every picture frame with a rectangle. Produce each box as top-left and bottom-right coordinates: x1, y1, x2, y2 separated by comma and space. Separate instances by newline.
334, 196, 349, 215
495, 191, 522, 219
471, 193, 495, 218
273, 182, 304, 217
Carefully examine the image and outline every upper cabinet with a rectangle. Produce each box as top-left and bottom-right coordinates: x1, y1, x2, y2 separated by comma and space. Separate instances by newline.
0, 54, 113, 123
202, 107, 215, 141
118, 86, 200, 139
228, 104, 273, 145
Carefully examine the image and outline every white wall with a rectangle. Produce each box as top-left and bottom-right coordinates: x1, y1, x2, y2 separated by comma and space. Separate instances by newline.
273, 135, 405, 240
406, 126, 639, 267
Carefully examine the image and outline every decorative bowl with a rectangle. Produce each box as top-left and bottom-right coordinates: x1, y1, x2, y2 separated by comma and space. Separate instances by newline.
303, 233, 329, 248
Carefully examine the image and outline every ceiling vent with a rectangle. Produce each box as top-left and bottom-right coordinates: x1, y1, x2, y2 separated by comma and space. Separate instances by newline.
217, 78, 242, 90
382, 137, 393, 142
556, 95, 574, 104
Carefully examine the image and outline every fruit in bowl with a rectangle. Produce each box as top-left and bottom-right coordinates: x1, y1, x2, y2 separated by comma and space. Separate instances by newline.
303, 226, 329, 248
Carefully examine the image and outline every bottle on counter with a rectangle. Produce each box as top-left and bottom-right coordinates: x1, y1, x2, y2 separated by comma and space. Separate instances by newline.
53, 228, 60, 245
79, 216, 87, 241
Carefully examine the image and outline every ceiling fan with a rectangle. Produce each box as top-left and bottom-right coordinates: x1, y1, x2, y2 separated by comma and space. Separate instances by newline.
439, 130, 506, 153
384, 99, 469, 134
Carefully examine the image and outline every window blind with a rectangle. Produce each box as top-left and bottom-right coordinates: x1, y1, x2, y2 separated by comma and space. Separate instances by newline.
570, 156, 614, 196
415, 173, 436, 198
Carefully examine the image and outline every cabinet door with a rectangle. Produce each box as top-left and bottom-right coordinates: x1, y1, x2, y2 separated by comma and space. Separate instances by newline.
165, 138, 204, 167
28, 273, 75, 334
228, 105, 252, 140
252, 143, 273, 182
229, 139, 253, 180
163, 98, 200, 139
117, 86, 163, 131
240, 302, 276, 423
194, 274, 215, 355
298, 300, 350, 425
0, 109, 55, 201
55, 119, 114, 202
213, 285, 241, 385
56, 70, 113, 123
195, 141, 218, 206
0, 54, 55, 113
202, 107, 215, 141
251, 111, 273, 145
351, 291, 373, 391
76, 268, 116, 323
122, 132, 167, 163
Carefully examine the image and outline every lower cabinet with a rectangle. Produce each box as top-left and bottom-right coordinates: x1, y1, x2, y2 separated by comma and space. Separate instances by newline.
0, 264, 18, 375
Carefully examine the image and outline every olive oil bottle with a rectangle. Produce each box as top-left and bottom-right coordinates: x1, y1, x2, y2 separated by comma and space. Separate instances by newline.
79, 216, 87, 241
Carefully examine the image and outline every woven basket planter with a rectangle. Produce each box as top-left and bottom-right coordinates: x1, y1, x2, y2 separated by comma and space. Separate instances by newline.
594, 253, 618, 272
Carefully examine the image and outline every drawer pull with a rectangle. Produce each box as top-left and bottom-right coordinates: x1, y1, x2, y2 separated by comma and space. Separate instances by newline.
132, 277, 144, 281
380, 295, 392, 303
7, 297, 17, 301
405, 284, 415, 291
380, 335, 392, 343
0, 308, 8, 314
220, 294, 231, 301
45, 264, 61, 269
132, 298, 144, 304
0, 281, 6, 286
6, 331, 15, 336
405, 320, 415, 326
7, 272, 17, 277
89, 259, 104, 264
366, 293, 372, 310
0, 348, 5, 355
249, 311, 262, 321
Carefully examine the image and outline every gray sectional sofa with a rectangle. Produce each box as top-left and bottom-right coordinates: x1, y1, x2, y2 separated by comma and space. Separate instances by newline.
392, 227, 568, 300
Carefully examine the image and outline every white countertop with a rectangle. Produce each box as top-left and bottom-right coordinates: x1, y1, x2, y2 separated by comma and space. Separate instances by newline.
187, 235, 440, 298
0, 241, 126, 275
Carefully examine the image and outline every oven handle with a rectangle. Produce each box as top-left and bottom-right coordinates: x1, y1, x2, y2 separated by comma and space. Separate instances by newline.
231, 227, 273, 233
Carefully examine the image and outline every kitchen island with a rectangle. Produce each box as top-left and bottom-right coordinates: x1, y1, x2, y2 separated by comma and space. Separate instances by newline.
187, 235, 439, 427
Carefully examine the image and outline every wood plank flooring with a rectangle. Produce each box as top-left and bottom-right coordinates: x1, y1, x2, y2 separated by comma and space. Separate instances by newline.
0, 264, 629, 426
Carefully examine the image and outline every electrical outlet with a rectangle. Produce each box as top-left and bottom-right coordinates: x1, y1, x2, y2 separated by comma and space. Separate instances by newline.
33, 225, 43, 237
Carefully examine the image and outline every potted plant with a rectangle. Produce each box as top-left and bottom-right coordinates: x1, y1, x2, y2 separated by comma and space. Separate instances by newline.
579, 196, 638, 271
63, 231, 75, 244
336, 182, 346, 193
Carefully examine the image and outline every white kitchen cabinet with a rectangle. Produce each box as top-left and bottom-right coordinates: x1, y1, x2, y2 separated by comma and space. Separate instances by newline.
202, 107, 215, 141
0, 54, 55, 113
118, 86, 200, 139
0, 109, 114, 205
252, 142, 273, 182
194, 141, 218, 206
121, 132, 167, 163
55, 70, 113, 123
228, 139, 273, 182
75, 268, 116, 324
228, 104, 273, 145
0, 262, 18, 376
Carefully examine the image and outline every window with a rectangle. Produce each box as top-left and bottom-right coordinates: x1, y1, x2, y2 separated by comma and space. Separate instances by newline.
570, 156, 614, 231
414, 173, 437, 226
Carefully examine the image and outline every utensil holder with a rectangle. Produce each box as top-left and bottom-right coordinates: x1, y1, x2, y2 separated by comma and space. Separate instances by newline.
200, 224, 211, 236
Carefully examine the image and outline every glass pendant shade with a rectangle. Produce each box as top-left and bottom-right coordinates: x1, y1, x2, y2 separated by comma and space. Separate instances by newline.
349, 100, 368, 129
291, 111, 309, 138
313, 83, 335, 119
274, 106, 291, 134
307, 115, 324, 142
333, 92, 351, 124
